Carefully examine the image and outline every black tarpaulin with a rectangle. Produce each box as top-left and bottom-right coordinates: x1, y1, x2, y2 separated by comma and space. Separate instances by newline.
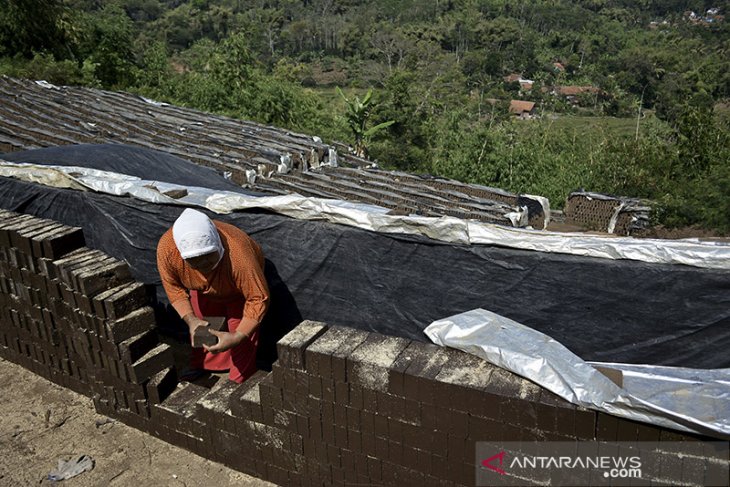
1, 145, 729, 369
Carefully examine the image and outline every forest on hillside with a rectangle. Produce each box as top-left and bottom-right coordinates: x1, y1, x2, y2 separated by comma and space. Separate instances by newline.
1, 0, 729, 232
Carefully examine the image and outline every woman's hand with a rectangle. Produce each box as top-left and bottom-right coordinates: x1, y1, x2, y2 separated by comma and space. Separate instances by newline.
204, 329, 248, 354
183, 314, 208, 346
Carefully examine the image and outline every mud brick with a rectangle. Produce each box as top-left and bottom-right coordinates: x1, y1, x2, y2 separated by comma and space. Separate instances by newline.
28, 288, 41, 308
92, 288, 118, 318
347, 332, 410, 392
393, 341, 448, 398
331, 402, 347, 428
304, 325, 369, 380
229, 370, 268, 420
36, 258, 55, 279
127, 343, 173, 384
374, 412, 389, 438
13, 221, 63, 256
28, 271, 45, 292
303, 368, 321, 397
376, 391, 406, 421
59, 283, 78, 311
616, 417, 640, 441
200, 315, 226, 331
5, 247, 22, 269
574, 407, 597, 439
272, 363, 289, 392
16, 283, 31, 303
433, 352, 496, 412
321, 401, 335, 440
74, 293, 94, 315
468, 415, 501, 440
41, 226, 85, 260
366, 455, 383, 482
57, 249, 103, 286
196, 379, 241, 433
0, 214, 41, 248
152, 382, 208, 436
74, 259, 132, 297
104, 306, 155, 343
635, 421, 661, 441
276, 320, 329, 370
333, 380, 350, 404
259, 374, 283, 410
145, 366, 178, 404
118, 329, 158, 363
46, 278, 61, 299
273, 409, 297, 431
28, 305, 42, 323
362, 387, 378, 412
190, 325, 217, 349
101, 282, 148, 320
345, 405, 361, 431
595, 412, 619, 441
295, 413, 310, 438
320, 377, 335, 402
29, 225, 68, 259
0, 213, 34, 247
307, 397, 323, 439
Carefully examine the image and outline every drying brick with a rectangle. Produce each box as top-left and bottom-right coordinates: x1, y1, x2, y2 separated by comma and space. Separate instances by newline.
230, 370, 268, 422
0, 214, 38, 248
41, 226, 85, 259
152, 382, 208, 437
192, 316, 225, 348
145, 366, 178, 404
276, 320, 328, 370
74, 258, 131, 296
103, 282, 148, 320
126, 343, 173, 384
304, 325, 370, 380
346, 332, 410, 392
104, 306, 156, 343
118, 329, 158, 364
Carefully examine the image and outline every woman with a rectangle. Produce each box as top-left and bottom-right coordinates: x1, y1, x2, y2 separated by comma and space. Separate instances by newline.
157, 208, 269, 383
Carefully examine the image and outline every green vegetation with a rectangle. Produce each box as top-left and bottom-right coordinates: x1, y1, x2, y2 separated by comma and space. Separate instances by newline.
1, 0, 729, 232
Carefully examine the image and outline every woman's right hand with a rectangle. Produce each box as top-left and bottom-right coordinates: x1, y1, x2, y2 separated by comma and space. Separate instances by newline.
183, 314, 209, 345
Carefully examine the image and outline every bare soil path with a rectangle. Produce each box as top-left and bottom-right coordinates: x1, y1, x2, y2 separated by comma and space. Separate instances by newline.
0, 358, 274, 487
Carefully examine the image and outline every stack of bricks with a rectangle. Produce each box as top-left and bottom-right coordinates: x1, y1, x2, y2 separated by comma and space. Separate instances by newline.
564, 191, 651, 235
1, 210, 724, 486
0, 209, 176, 421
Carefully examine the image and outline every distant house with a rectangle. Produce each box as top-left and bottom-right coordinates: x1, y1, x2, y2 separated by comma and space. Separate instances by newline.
503, 73, 533, 91
519, 79, 534, 91
552, 62, 565, 73
552, 85, 602, 105
509, 100, 536, 119
685, 8, 724, 25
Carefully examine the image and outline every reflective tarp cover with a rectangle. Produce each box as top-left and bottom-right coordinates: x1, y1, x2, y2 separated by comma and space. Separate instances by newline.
1, 144, 729, 373
424, 308, 730, 438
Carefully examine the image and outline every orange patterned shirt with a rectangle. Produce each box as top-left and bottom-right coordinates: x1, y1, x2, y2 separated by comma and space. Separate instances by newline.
156, 220, 270, 329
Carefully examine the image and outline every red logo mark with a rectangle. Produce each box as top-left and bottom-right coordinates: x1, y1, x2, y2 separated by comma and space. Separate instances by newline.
482, 451, 507, 475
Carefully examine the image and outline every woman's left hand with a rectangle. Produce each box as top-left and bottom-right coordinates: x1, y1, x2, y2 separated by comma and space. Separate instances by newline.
204, 329, 247, 354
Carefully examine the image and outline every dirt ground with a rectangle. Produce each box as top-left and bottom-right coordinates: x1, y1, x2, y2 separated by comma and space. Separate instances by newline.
0, 357, 274, 487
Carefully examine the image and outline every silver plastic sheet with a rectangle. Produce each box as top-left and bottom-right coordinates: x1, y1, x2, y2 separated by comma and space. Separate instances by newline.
1, 161, 729, 270
424, 308, 730, 438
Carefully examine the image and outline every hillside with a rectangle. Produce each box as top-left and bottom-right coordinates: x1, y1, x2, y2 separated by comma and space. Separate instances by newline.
0, 0, 728, 231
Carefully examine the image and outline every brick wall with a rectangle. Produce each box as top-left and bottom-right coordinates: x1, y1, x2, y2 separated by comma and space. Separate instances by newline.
0, 210, 723, 487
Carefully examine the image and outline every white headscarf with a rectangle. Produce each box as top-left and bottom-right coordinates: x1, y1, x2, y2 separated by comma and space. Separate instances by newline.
172, 208, 225, 264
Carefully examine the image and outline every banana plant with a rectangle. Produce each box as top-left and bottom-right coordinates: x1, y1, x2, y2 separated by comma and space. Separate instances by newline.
337, 87, 394, 158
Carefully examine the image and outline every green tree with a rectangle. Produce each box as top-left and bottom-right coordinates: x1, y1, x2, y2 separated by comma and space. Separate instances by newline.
337, 87, 394, 157
0, 0, 75, 58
